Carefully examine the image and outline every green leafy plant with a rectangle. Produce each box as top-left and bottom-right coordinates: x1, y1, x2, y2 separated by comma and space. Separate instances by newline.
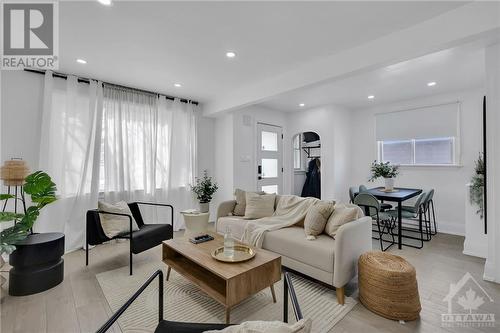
469, 153, 484, 218
0, 171, 57, 254
369, 161, 399, 182
191, 170, 218, 203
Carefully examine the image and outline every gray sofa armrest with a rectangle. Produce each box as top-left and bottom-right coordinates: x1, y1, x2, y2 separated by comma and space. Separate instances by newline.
215, 200, 237, 233
216, 200, 237, 220
332, 216, 372, 288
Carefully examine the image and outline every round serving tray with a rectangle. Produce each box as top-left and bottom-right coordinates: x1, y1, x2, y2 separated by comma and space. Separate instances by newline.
211, 245, 256, 263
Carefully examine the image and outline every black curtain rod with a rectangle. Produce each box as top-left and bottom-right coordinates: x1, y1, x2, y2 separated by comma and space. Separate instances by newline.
23, 68, 199, 105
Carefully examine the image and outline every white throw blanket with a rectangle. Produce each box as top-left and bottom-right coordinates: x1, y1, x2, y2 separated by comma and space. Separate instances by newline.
241, 195, 320, 247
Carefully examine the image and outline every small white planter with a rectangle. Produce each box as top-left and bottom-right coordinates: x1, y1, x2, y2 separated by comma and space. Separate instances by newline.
384, 177, 395, 191
199, 202, 209, 213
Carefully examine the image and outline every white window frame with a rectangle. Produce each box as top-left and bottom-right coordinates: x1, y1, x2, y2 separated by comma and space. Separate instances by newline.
377, 137, 460, 167
293, 134, 305, 172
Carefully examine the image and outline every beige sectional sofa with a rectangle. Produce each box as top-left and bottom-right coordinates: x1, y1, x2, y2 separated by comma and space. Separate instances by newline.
216, 195, 372, 304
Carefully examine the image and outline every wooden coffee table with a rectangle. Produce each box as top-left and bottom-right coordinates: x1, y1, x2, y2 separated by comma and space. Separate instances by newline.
162, 233, 281, 324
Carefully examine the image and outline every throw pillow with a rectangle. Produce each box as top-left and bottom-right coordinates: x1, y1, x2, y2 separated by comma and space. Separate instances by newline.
233, 189, 265, 216
244, 192, 276, 219
204, 318, 312, 333
304, 202, 335, 240
98, 201, 140, 238
324, 203, 364, 238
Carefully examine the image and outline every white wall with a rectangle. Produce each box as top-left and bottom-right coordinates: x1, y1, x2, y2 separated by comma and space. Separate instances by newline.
350, 88, 484, 236
286, 105, 353, 203
1, 71, 44, 167
213, 103, 353, 204
232, 105, 288, 192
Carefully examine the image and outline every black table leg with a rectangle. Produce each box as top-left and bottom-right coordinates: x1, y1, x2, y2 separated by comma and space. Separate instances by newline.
398, 201, 402, 249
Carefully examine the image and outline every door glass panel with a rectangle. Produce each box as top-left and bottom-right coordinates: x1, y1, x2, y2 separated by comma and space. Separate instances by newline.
261, 131, 278, 151
261, 158, 278, 178
261, 185, 278, 194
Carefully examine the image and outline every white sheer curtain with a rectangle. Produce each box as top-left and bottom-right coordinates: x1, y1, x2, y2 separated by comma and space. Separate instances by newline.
37, 76, 197, 251
38, 71, 102, 251
101, 85, 197, 230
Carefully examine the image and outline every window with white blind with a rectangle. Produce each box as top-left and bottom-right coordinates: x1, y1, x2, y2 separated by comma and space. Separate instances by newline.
376, 102, 460, 166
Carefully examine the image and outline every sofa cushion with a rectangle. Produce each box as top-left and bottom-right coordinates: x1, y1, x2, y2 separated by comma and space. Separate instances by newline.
245, 192, 276, 219
324, 203, 364, 238
304, 202, 334, 239
217, 216, 250, 239
98, 201, 140, 238
262, 226, 335, 273
233, 189, 265, 216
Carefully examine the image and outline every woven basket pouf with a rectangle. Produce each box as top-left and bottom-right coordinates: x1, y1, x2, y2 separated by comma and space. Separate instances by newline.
358, 251, 421, 321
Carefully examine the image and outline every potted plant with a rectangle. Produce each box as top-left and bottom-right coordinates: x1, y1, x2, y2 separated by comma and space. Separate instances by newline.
0, 171, 57, 255
191, 170, 218, 213
469, 153, 485, 218
369, 161, 400, 191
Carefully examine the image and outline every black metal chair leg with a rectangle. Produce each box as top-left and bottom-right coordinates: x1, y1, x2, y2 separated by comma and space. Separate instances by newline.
130, 243, 133, 276
431, 200, 437, 235
86, 226, 89, 266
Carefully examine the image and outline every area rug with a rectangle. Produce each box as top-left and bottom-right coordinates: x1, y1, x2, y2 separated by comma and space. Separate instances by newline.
96, 261, 357, 333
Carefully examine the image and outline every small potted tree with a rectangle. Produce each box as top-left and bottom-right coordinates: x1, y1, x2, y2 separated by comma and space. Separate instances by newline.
191, 170, 218, 213
369, 161, 400, 191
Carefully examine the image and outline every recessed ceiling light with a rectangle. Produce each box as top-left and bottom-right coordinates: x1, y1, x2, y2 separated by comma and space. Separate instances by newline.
76, 58, 87, 64
97, 0, 112, 5
299, 103, 305, 107
368, 95, 375, 99
225, 51, 236, 58
174, 83, 182, 88
427, 81, 437, 87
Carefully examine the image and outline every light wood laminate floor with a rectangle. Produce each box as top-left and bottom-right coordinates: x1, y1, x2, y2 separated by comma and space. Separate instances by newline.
1, 232, 499, 333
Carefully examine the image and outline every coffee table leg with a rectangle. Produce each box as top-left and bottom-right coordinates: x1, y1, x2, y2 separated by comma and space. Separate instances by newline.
225, 307, 231, 324
270, 284, 277, 303
166, 266, 171, 281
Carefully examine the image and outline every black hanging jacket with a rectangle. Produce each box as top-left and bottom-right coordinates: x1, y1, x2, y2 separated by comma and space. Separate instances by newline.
301, 158, 321, 199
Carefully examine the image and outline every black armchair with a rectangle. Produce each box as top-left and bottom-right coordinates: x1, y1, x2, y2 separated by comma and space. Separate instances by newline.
86, 202, 174, 275
97, 270, 303, 333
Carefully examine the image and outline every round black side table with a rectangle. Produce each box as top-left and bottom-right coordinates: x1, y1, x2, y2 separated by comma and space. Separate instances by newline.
9, 232, 65, 296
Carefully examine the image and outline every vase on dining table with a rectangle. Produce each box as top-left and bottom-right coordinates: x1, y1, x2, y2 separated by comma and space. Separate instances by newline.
384, 177, 395, 191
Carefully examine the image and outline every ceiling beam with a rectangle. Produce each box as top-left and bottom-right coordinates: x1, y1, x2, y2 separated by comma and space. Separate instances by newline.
203, 1, 500, 117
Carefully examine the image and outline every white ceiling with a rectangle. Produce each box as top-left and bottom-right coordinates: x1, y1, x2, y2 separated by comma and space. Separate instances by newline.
58, 1, 468, 104
259, 42, 486, 111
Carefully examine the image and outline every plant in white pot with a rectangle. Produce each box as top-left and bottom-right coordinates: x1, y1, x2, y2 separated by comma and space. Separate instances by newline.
191, 170, 218, 213
369, 161, 400, 191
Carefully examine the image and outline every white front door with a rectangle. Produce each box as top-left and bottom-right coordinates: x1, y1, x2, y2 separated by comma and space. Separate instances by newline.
257, 123, 283, 194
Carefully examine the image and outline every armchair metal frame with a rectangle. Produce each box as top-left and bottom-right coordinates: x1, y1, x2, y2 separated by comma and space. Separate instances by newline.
86, 202, 173, 275
97, 270, 303, 333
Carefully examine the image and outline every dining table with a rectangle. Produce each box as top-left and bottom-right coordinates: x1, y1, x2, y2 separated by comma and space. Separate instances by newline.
363, 187, 423, 249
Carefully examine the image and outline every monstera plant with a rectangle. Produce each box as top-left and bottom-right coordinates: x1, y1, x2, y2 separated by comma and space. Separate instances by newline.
0, 171, 57, 254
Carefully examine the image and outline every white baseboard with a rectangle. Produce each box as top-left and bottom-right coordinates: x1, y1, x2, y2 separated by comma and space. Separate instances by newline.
463, 241, 488, 259
436, 220, 465, 236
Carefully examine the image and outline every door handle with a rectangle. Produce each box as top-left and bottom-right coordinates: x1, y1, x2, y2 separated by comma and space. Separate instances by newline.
258, 165, 262, 180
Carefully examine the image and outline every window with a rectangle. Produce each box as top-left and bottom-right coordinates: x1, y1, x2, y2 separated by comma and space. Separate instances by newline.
378, 137, 455, 166
293, 134, 302, 170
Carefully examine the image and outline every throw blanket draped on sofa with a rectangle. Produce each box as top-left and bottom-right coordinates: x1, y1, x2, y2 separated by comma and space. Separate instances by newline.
242, 195, 319, 247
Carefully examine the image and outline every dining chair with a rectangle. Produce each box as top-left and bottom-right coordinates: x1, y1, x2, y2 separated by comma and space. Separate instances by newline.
426, 189, 437, 236
359, 185, 392, 211
349, 186, 357, 203
388, 191, 429, 248
354, 193, 395, 251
